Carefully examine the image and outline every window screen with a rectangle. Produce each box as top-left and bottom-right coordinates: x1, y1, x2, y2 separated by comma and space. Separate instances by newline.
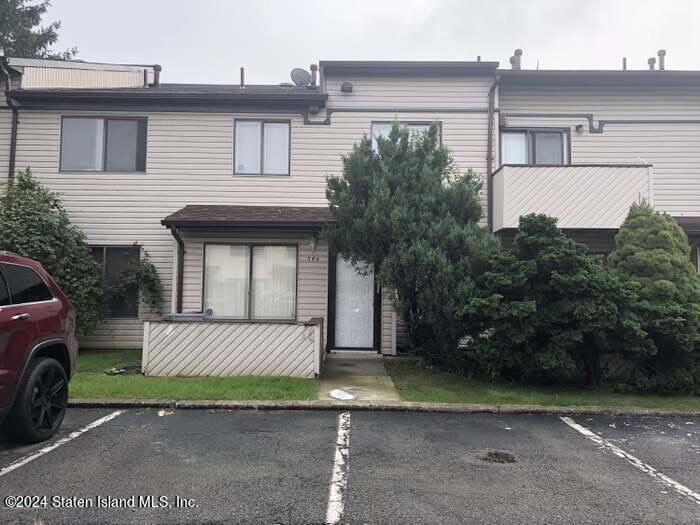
534, 133, 565, 165
1, 264, 53, 304
501, 132, 528, 164
105, 119, 147, 171
60, 118, 104, 171
234, 121, 262, 174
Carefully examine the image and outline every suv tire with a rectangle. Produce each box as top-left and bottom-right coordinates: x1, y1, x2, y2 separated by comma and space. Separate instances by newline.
7, 357, 69, 443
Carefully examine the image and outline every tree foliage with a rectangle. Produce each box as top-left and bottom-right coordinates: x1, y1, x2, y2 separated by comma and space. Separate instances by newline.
609, 202, 700, 393
461, 214, 648, 386
0, 169, 103, 335
326, 123, 497, 363
0, 0, 77, 59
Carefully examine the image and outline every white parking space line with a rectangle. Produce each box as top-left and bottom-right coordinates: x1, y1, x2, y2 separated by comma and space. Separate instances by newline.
326, 412, 351, 525
561, 416, 700, 505
0, 410, 124, 478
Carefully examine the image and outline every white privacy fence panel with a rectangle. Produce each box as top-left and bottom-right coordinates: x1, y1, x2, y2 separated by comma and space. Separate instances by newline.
493, 165, 653, 231
143, 320, 321, 378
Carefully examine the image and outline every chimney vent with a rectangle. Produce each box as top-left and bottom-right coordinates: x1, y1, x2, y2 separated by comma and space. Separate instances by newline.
153, 64, 161, 87
622, 57, 627, 71
658, 49, 666, 71
240, 67, 245, 88
510, 49, 523, 70
310, 64, 318, 88
648, 57, 656, 71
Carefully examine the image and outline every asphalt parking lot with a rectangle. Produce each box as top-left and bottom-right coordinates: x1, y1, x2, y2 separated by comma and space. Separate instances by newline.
0, 409, 698, 524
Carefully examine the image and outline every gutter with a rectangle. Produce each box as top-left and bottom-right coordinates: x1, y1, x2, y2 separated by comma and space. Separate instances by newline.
0, 57, 18, 188
169, 226, 185, 314
486, 75, 499, 231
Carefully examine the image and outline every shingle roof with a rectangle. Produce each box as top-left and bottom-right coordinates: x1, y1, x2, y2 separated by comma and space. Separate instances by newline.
162, 205, 336, 229
10, 83, 327, 109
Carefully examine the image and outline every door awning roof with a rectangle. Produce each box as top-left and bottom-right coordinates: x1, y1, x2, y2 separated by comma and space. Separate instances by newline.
162, 205, 336, 230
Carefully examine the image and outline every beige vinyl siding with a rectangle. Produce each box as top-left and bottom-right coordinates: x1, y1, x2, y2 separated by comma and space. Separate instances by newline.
324, 76, 495, 108
499, 86, 700, 216
12, 75, 495, 348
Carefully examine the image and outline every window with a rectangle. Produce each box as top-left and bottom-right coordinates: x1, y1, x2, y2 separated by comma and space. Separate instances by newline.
371, 121, 435, 150
60, 117, 147, 172
0, 271, 11, 306
1, 264, 53, 304
500, 129, 569, 165
91, 246, 140, 318
204, 244, 297, 320
234, 120, 290, 175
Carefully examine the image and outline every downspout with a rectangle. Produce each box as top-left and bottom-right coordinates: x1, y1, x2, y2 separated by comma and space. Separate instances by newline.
486, 74, 500, 232
0, 57, 18, 188
170, 227, 185, 313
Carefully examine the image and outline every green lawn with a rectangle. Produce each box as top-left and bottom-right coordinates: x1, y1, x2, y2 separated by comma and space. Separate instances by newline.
70, 349, 318, 401
385, 357, 700, 410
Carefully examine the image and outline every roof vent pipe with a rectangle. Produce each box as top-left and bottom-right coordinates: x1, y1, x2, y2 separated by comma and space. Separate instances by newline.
153, 64, 161, 86
622, 57, 627, 71
648, 57, 656, 71
510, 49, 523, 70
240, 67, 245, 88
658, 49, 666, 71
310, 64, 318, 88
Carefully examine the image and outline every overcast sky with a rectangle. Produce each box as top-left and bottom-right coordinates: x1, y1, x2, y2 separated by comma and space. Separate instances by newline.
45, 0, 700, 85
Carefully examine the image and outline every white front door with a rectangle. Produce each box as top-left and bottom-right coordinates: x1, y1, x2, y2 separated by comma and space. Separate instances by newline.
335, 256, 374, 348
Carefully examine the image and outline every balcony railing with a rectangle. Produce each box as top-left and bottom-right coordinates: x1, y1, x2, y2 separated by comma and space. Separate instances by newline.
492, 164, 653, 231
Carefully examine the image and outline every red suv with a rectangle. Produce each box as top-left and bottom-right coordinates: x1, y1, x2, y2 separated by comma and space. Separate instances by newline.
0, 252, 78, 443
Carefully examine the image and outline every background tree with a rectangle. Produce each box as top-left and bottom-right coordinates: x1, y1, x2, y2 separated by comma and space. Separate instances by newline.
0, 0, 77, 59
461, 214, 648, 385
326, 123, 497, 364
609, 202, 700, 393
0, 169, 102, 335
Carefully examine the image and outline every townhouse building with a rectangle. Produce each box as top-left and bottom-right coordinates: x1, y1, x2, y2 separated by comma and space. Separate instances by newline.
1, 51, 698, 377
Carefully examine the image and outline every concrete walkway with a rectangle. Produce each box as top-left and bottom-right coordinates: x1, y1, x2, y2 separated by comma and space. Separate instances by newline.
318, 351, 400, 401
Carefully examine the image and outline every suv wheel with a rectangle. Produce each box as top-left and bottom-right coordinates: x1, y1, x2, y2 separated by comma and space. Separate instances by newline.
8, 357, 68, 443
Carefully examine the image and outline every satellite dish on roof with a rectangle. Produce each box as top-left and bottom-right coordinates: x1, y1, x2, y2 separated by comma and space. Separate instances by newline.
290, 68, 312, 86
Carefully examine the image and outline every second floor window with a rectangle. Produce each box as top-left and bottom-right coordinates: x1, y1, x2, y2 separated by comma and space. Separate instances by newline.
371, 121, 435, 150
234, 120, 290, 175
501, 129, 569, 165
60, 117, 147, 172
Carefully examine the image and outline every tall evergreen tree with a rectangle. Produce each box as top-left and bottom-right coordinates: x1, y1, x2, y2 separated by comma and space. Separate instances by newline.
326, 123, 497, 363
461, 214, 648, 385
0, 0, 77, 59
610, 202, 700, 392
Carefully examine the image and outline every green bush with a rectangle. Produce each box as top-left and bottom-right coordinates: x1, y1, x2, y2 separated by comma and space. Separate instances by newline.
461, 214, 648, 386
326, 123, 497, 364
609, 202, 700, 392
0, 169, 104, 335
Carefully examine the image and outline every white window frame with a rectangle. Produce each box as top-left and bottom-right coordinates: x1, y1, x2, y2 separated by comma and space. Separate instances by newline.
234, 120, 291, 176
